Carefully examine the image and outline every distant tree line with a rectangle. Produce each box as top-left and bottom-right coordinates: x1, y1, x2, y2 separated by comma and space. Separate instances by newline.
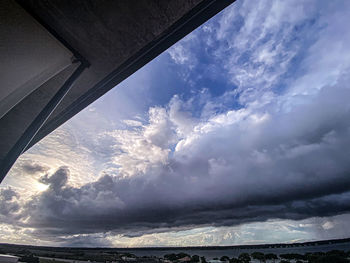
216, 249, 350, 263
165, 250, 350, 263
2, 245, 350, 263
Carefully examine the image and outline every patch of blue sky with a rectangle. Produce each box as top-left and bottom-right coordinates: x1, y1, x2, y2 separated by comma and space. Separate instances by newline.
95, 0, 323, 124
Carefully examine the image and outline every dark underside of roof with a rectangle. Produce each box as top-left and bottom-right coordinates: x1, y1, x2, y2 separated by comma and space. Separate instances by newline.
0, 0, 235, 179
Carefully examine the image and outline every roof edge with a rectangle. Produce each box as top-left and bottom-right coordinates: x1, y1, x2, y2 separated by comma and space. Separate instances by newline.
16, 0, 90, 67
25, 0, 235, 151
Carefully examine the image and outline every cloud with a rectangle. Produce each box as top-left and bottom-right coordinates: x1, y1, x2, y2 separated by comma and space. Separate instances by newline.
21, 162, 48, 174
8, 69, 350, 241
2, 0, 350, 246
167, 33, 197, 67
60, 234, 113, 247
0, 187, 18, 202
0, 187, 22, 224
168, 44, 191, 65
39, 166, 69, 191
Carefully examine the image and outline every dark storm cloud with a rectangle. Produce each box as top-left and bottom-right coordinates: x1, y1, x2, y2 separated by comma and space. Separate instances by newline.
6, 0, 350, 241
6, 75, 350, 240
21, 162, 48, 174
0, 187, 18, 202
39, 166, 68, 190
0, 187, 22, 224
17, 169, 350, 238
60, 234, 113, 247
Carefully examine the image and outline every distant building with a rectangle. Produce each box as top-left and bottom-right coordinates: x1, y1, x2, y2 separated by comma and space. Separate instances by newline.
0, 254, 19, 263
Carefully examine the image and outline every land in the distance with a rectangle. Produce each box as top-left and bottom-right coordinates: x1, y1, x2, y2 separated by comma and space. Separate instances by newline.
0, 237, 350, 263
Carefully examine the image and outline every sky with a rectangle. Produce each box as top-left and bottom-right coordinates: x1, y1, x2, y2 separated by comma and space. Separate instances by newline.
1, 0, 350, 247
